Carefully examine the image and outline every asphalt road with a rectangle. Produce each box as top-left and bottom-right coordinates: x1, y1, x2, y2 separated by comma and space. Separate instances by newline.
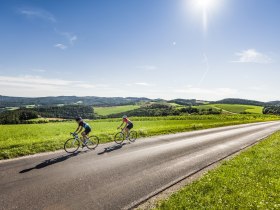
1, 121, 280, 210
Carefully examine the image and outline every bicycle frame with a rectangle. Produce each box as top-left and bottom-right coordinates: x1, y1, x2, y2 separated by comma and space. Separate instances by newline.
120, 128, 130, 137
70, 133, 87, 145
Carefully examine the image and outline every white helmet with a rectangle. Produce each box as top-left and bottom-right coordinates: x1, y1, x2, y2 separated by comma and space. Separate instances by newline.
122, 115, 127, 119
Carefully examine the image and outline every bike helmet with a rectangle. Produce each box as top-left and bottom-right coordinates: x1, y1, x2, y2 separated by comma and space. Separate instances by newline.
122, 115, 127, 119
75, 117, 82, 121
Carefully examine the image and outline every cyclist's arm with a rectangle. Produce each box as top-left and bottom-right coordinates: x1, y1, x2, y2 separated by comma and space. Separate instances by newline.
118, 122, 124, 129
75, 126, 83, 134
74, 126, 79, 133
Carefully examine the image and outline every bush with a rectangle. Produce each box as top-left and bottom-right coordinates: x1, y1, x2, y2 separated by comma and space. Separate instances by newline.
263, 106, 280, 115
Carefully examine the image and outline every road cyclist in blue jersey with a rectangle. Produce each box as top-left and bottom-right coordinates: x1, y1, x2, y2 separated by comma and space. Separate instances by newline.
74, 117, 92, 147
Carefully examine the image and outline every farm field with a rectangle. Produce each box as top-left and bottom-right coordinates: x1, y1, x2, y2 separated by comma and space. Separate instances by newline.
1, 114, 280, 160
155, 131, 280, 210
194, 104, 263, 114
94, 105, 140, 116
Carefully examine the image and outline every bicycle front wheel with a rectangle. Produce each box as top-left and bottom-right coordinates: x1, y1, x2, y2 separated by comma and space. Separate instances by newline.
86, 135, 99, 150
64, 138, 80, 153
114, 132, 125, 144
129, 131, 137, 142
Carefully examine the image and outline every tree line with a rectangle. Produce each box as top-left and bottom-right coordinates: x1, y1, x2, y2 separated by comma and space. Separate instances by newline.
263, 106, 280, 115
107, 103, 221, 118
0, 105, 95, 124
33, 105, 94, 119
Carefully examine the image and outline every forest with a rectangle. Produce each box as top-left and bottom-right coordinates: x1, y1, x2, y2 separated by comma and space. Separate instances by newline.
0, 105, 94, 124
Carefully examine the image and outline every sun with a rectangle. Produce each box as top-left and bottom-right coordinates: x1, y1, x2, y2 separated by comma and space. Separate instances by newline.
189, 0, 221, 32
195, 0, 218, 10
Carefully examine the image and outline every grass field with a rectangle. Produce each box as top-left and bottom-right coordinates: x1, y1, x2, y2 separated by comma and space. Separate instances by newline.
0, 115, 280, 160
155, 131, 280, 210
194, 104, 263, 114
5, 107, 20, 111
193, 104, 221, 112
94, 105, 140, 116
168, 103, 185, 108
214, 104, 263, 114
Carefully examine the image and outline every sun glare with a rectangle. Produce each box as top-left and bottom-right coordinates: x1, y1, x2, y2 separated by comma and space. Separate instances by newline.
189, 0, 221, 32
195, 0, 218, 10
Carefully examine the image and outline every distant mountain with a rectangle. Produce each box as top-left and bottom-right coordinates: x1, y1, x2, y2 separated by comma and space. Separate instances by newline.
0, 95, 151, 108
213, 98, 265, 106
1, 95, 279, 108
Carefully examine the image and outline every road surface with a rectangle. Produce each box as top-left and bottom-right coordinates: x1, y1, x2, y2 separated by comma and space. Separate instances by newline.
1, 121, 280, 210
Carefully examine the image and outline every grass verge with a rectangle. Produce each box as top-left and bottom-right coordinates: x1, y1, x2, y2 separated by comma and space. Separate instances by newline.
0, 115, 279, 160
155, 131, 280, 210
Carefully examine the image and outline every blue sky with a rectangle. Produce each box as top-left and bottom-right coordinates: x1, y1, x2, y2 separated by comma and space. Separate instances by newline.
0, 0, 279, 101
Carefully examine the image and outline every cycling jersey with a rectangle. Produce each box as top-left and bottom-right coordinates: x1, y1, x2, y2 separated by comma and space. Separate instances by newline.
79, 121, 91, 129
123, 118, 131, 124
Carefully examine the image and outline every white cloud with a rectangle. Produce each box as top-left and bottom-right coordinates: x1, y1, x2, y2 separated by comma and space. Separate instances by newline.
62, 33, 77, 45
0, 75, 99, 91
0, 75, 114, 97
125, 82, 155, 87
0, 75, 74, 86
32, 69, 46, 73
76, 84, 96, 88
55, 29, 78, 45
174, 87, 238, 96
134, 82, 153, 86
54, 43, 67, 50
137, 65, 158, 70
233, 49, 272, 64
19, 8, 56, 22
248, 86, 263, 91
69, 35, 77, 45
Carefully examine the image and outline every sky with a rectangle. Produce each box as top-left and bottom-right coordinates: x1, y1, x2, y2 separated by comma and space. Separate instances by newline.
0, 0, 279, 101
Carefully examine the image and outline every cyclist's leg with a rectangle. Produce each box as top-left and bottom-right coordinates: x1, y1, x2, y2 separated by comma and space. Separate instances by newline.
85, 131, 90, 139
83, 128, 91, 141
81, 131, 87, 143
126, 124, 133, 137
124, 127, 129, 138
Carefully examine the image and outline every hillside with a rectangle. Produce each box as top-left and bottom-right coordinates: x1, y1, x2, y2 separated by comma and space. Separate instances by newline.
1, 95, 278, 108
0, 95, 151, 108
194, 104, 263, 114
94, 105, 140, 116
267, 101, 280, 105
213, 98, 264, 106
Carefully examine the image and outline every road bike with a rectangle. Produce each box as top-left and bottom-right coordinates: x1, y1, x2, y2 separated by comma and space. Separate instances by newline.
114, 128, 137, 144
64, 133, 99, 153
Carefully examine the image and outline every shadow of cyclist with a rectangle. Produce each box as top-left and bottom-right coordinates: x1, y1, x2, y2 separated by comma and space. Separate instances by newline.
19, 150, 88, 174
97, 143, 128, 155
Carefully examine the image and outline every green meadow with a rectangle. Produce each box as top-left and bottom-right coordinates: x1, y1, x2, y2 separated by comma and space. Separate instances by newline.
1, 114, 279, 160
155, 131, 280, 210
194, 104, 263, 114
94, 105, 140, 116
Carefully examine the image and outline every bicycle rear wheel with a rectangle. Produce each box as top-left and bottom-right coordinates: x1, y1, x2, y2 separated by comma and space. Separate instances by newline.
129, 131, 137, 142
114, 132, 125, 144
86, 135, 99, 150
64, 138, 80, 153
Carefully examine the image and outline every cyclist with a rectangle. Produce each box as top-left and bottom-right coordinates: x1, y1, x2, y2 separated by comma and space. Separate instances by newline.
118, 115, 133, 139
74, 117, 91, 145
